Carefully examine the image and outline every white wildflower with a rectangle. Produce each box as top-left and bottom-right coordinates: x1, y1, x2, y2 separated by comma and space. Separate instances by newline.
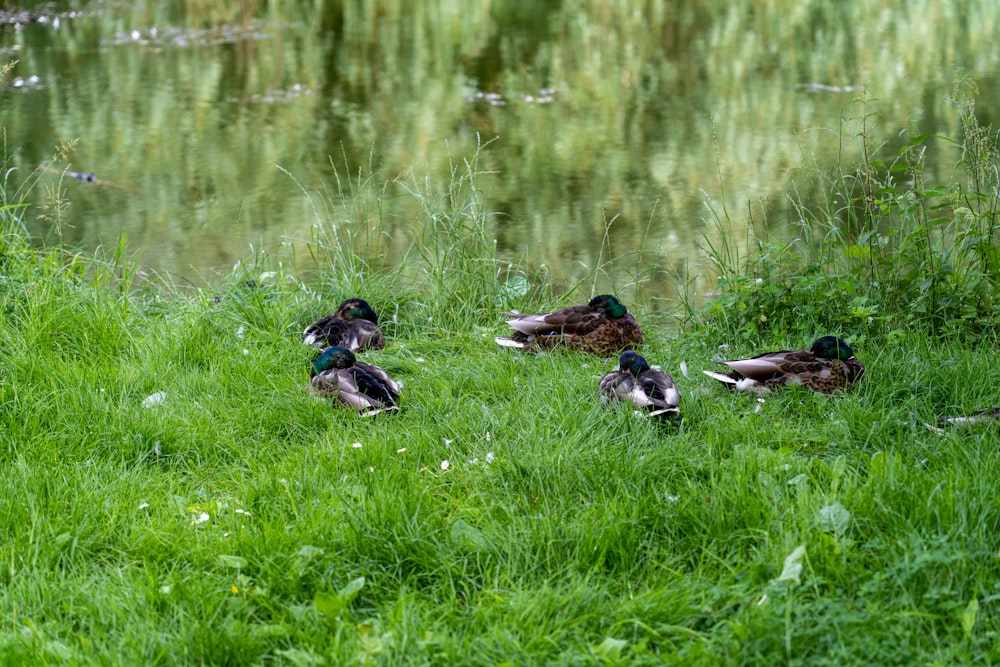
485, 452, 495, 464
440, 460, 450, 471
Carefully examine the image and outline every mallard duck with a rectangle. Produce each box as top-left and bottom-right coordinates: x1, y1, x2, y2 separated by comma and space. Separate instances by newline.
309, 346, 400, 415
600, 350, 681, 419
702, 336, 865, 394
495, 294, 643, 356
303, 298, 384, 352
925, 407, 1000, 433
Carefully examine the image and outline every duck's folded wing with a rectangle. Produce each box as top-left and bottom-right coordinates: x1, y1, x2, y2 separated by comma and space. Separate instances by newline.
599, 370, 634, 401
354, 364, 400, 403
718, 349, 816, 381
504, 304, 596, 335
304, 316, 350, 347
640, 371, 681, 408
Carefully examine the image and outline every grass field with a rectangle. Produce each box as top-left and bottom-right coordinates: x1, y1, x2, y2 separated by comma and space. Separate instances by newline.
2, 123, 1000, 665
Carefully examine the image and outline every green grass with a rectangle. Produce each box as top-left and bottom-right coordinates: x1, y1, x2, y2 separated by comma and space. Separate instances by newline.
2, 123, 1000, 665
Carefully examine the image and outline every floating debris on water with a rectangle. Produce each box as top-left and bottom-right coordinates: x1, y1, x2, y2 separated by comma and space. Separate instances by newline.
466, 87, 557, 106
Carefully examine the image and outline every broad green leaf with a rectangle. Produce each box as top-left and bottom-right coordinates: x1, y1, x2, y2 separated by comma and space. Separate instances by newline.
593, 637, 627, 662
962, 597, 979, 638
297, 545, 325, 560
314, 592, 344, 620
818, 502, 852, 535
451, 519, 490, 552
775, 545, 806, 584
339, 576, 366, 602
218, 554, 248, 569
499, 275, 530, 300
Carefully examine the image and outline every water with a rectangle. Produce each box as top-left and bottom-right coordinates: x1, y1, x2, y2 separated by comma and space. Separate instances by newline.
2, 0, 998, 296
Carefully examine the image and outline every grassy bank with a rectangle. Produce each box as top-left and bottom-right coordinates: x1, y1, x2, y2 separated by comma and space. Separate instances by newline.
2, 122, 999, 665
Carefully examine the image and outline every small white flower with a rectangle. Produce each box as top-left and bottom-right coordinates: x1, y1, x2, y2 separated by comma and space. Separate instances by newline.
159, 584, 172, 595
397, 448, 407, 453
415, 357, 425, 363
242, 349, 249, 356
138, 502, 150, 510
443, 438, 452, 447
665, 495, 680, 503
351, 442, 363, 449
234, 509, 251, 516
469, 458, 479, 465
485, 432, 491, 442
194, 512, 210, 524
279, 478, 288, 485
440, 460, 450, 471
236, 325, 245, 339
485, 452, 495, 464
366, 466, 374, 472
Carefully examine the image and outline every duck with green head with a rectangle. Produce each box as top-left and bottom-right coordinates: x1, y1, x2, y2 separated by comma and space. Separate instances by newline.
310, 346, 400, 415
600, 350, 681, 419
495, 294, 643, 356
304, 298, 384, 352
703, 336, 865, 394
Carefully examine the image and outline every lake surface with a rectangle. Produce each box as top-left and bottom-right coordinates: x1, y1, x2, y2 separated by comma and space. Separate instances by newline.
2, 0, 999, 299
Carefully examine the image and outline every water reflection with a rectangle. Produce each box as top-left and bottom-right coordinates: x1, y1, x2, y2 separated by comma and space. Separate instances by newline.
1, 0, 996, 301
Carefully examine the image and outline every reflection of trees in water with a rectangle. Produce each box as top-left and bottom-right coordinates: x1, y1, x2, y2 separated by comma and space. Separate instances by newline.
3, 0, 993, 294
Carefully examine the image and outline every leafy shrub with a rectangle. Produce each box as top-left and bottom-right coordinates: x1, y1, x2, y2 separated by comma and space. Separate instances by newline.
695, 83, 1000, 344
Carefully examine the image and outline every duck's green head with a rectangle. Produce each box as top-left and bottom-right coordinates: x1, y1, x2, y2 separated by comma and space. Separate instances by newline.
590, 294, 628, 319
619, 349, 650, 375
313, 346, 356, 376
336, 298, 379, 323
811, 336, 855, 360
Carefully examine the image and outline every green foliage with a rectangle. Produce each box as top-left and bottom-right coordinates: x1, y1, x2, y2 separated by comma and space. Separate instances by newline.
695, 87, 1000, 345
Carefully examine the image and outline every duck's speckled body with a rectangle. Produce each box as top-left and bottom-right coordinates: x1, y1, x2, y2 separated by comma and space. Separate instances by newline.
703, 336, 865, 394
495, 294, 643, 356
304, 298, 384, 352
